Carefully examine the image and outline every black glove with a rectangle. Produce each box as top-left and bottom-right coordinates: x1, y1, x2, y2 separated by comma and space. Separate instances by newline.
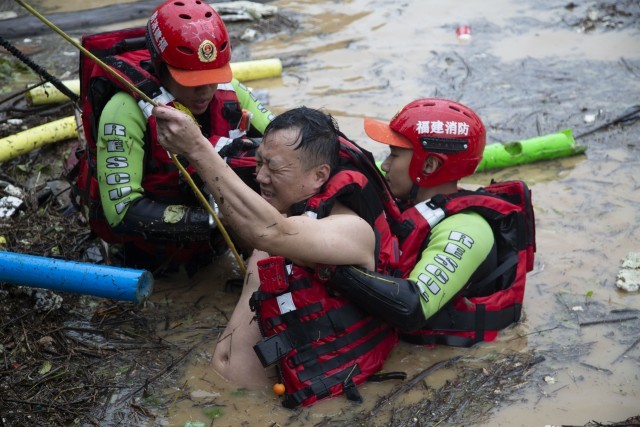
218, 137, 260, 158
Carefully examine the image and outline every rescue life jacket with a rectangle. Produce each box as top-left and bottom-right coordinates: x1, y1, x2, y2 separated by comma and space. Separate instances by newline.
250, 137, 400, 408
392, 180, 536, 347
68, 27, 255, 247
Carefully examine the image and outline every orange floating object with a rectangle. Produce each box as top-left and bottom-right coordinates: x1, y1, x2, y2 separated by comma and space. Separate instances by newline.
273, 383, 285, 396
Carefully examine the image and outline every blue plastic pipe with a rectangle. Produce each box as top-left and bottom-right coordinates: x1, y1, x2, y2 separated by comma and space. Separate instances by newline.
0, 251, 153, 303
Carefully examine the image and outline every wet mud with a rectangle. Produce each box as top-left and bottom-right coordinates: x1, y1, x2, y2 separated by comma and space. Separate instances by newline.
1, 0, 639, 426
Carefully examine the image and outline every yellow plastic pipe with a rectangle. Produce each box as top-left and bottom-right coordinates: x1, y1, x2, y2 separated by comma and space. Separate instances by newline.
0, 116, 78, 162
230, 58, 283, 82
26, 80, 80, 106
25, 58, 283, 105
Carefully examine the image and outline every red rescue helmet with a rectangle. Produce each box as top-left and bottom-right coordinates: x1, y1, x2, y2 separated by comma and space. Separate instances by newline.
146, 0, 232, 87
364, 98, 486, 187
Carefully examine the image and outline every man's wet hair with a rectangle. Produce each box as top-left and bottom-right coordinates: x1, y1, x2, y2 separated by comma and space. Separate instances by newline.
263, 106, 341, 172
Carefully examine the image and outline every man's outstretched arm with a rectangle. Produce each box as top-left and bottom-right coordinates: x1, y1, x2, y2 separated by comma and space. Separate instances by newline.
153, 105, 375, 269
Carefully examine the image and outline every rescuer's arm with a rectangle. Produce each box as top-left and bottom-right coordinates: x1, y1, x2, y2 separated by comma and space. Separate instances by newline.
329, 212, 495, 331
96, 92, 211, 242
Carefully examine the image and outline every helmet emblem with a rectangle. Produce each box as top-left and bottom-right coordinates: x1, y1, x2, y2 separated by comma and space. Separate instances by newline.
198, 40, 217, 63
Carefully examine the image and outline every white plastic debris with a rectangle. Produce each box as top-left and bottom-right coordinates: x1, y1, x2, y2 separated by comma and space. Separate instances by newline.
0, 11, 18, 20
85, 244, 104, 263
616, 252, 640, 293
33, 289, 63, 312
571, 306, 584, 312
240, 28, 258, 41
3, 184, 24, 198
6, 118, 24, 126
544, 376, 556, 384
212, 1, 278, 21
0, 196, 24, 218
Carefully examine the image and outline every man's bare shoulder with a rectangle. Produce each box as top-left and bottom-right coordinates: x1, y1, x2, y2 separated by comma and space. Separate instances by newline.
327, 201, 359, 217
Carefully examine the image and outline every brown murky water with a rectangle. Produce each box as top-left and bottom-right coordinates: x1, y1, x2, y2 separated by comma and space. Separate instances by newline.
25, 0, 640, 425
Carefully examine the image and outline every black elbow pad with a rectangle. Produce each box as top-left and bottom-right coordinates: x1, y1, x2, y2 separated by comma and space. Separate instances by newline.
118, 198, 211, 242
330, 266, 426, 332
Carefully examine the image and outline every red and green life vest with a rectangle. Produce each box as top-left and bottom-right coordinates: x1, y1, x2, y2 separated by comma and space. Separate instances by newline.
393, 180, 536, 347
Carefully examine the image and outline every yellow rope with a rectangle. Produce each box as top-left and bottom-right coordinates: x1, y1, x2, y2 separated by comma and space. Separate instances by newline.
14, 0, 246, 275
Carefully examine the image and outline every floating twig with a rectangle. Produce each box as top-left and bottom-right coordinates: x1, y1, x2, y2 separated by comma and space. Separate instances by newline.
508, 326, 559, 340
575, 104, 640, 139
612, 336, 640, 364
579, 362, 613, 375
370, 356, 462, 415
578, 316, 638, 327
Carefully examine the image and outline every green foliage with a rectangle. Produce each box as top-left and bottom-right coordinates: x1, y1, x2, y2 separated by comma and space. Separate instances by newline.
0, 57, 35, 93
230, 387, 247, 397
202, 405, 224, 419
585, 290, 594, 304
0, 58, 12, 83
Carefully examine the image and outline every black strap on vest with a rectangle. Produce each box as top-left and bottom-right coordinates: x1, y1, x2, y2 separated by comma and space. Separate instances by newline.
400, 302, 522, 347
89, 36, 147, 57
101, 56, 162, 99
254, 303, 371, 367
295, 321, 389, 383
267, 302, 321, 329
470, 251, 518, 295
282, 364, 362, 408
289, 315, 380, 367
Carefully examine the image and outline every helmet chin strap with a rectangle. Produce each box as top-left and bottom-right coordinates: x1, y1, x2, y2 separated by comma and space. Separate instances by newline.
408, 183, 420, 205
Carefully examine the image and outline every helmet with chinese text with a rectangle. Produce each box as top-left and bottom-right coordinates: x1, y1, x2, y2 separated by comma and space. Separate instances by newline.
365, 98, 486, 187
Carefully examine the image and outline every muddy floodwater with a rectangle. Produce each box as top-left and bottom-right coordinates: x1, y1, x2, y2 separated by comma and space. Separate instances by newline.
159, 1, 640, 425
6, 0, 640, 426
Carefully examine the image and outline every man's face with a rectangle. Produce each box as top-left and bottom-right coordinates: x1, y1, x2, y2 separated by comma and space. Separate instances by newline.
255, 128, 325, 215
380, 146, 414, 200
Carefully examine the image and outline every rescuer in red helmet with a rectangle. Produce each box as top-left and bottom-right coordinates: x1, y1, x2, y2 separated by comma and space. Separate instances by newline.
73, 0, 274, 276
329, 98, 535, 347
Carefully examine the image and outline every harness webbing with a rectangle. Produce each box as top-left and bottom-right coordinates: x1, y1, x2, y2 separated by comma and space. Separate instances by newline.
100, 56, 161, 99
401, 302, 523, 347
290, 316, 380, 366
282, 364, 362, 408
268, 302, 321, 329
253, 303, 374, 367
296, 321, 389, 382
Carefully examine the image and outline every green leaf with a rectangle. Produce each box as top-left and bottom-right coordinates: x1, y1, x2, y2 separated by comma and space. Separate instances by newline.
39, 360, 52, 375
203, 406, 224, 419
231, 388, 247, 397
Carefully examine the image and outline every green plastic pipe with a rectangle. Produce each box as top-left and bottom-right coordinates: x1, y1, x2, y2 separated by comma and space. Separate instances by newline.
476, 129, 585, 172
